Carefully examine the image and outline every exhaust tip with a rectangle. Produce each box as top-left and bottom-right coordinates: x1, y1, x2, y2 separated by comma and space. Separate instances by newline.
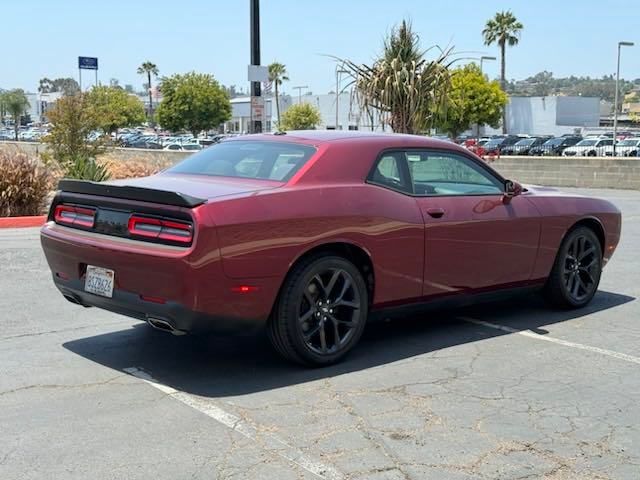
146, 317, 186, 336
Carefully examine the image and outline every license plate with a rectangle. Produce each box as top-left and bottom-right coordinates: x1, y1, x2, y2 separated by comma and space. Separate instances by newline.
84, 265, 115, 298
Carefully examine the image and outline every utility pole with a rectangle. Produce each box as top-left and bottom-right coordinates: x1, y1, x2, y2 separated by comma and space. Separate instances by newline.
293, 85, 308, 103
613, 41, 634, 156
250, 0, 262, 133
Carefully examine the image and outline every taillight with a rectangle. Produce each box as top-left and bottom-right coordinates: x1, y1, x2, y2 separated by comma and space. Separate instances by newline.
54, 204, 96, 228
128, 215, 193, 244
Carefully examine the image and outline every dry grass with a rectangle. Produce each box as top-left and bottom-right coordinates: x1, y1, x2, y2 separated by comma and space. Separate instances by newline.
0, 148, 54, 217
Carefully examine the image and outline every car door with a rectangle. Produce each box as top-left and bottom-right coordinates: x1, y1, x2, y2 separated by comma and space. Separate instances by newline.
401, 149, 541, 297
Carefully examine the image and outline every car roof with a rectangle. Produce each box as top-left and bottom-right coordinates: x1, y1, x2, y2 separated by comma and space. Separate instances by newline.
224, 130, 457, 148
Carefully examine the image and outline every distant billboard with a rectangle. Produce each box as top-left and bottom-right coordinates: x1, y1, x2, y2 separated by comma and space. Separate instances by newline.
78, 56, 98, 70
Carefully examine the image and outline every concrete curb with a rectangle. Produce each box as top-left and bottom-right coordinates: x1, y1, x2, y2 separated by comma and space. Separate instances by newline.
0, 216, 46, 228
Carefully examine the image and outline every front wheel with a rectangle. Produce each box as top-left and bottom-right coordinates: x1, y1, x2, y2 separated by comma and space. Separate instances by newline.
545, 227, 602, 309
268, 255, 368, 366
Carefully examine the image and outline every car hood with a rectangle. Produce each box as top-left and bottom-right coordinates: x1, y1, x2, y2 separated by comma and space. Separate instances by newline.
109, 173, 282, 201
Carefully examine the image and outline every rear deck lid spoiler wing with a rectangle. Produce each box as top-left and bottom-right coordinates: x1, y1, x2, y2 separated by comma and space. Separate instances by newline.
57, 179, 206, 208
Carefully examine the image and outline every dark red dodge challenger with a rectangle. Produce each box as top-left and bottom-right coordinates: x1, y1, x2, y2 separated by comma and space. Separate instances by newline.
41, 131, 621, 366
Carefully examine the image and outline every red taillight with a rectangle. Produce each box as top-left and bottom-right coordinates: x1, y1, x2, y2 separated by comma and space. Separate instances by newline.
128, 215, 193, 244
54, 204, 96, 228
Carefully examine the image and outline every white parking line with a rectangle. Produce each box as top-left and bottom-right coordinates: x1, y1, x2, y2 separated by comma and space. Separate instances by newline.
460, 317, 640, 365
123, 367, 344, 480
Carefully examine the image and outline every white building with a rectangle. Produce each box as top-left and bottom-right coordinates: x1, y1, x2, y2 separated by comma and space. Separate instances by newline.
484, 96, 600, 136
24, 91, 63, 124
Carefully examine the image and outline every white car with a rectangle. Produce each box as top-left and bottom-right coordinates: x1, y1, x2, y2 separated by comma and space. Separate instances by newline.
602, 138, 640, 157
563, 138, 614, 157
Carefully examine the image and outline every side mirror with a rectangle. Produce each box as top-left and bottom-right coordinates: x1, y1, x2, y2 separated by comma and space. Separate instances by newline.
503, 180, 523, 201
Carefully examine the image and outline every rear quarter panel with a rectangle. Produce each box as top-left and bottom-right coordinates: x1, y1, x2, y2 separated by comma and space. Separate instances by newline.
208, 183, 425, 305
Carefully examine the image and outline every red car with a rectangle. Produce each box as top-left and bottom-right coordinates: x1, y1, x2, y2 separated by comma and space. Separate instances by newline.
41, 131, 621, 366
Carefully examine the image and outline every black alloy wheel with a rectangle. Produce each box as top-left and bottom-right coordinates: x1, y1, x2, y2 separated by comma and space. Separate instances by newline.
268, 255, 368, 366
545, 226, 602, 308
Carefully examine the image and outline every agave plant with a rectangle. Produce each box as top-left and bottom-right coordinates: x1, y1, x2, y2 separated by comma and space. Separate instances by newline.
338, 21, 455, 134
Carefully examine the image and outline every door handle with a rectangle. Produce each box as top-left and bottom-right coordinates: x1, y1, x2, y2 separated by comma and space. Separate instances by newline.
425, 207, 445, 219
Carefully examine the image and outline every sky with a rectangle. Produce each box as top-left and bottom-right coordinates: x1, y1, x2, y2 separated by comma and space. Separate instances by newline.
2, 0, 639, 95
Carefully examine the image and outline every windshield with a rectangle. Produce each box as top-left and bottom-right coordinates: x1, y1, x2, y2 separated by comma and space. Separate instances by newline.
576, 139, 597, 146
484, 138, 504, 147
619, 139, 640, 146
544, 138, 563, 146
168, 141, 317, 181
515, 139, 536, 146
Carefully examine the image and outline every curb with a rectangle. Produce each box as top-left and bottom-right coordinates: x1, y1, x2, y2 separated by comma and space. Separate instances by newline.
0, 215, 46, 228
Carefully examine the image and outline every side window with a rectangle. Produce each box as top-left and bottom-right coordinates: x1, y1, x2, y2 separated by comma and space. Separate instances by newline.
369, 152, 411, 193
408, 151, 503, 196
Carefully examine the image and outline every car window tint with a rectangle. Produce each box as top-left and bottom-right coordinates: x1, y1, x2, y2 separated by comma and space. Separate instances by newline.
408, 151, 503, 196
369, 153, 411, 193
168, 141, 316, 181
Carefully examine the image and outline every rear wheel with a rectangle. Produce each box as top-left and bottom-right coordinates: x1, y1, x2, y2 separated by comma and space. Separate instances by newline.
545, 226, 602, 309
268, 255, 368, 366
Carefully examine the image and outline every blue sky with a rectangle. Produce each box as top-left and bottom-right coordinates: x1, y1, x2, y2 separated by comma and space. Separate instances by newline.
3, 0, 639, 94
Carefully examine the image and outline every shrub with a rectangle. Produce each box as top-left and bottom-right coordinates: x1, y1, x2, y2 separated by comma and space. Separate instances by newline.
103, 159, 166, 180
279, 103, 322, 130
0, 149, 53, 217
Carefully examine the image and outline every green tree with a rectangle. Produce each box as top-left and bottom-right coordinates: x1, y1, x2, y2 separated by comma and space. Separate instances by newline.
137, 61, 159, 120
483, 10, 523, 133
268, 62, 289, 126
436, 63, 508, 138
279, 103, 322, 130
42, 94, 110, 181
85, 85, 146, 137
38, 77, 80, 96
339, 20, 453, 134
156, 72, 231, 137
2, 89, 30, 140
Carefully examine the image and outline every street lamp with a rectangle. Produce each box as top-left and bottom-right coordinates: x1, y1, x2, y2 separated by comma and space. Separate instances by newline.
335, 66, 348, 130
613, 41, 634, 155
480, 56, 496, 74
477, 56, 496, 139
293, 85, 309, 104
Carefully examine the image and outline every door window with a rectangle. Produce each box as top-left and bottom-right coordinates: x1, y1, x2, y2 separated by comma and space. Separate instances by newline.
407, 151, 503, 196
369, 152, 411, 193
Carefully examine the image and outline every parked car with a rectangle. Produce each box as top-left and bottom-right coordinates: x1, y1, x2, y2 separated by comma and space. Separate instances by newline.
40, 131, 621, 366
501, 136, 551, 155
602, 138, 640, 157
529, 136, 582, 156
563, 138, 614, 156
163, 142, 203, 151
481, 135, 521, 155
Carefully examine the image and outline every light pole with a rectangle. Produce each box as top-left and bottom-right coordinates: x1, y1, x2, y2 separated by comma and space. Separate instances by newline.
249, 0, 262, 134
335, 67, 348, 130
477, 56, 496, 139
480, 55, 496, 74
613, 41, 634, 156
293, 85, 308, 104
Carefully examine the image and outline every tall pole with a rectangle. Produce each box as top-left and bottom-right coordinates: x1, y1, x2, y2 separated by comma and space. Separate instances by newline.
335, 68, 347, 130
293, 85, 308, 104
250, 0, 262, 133
613, 41, 634, 155
477, 56, 496, 139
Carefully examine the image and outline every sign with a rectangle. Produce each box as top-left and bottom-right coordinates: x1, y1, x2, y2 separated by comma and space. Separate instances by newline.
78, 56, 98, 70
248, 65, 269, 83
251, 96, 265, 122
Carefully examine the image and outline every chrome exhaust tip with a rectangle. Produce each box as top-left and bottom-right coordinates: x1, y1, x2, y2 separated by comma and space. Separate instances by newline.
146, 317, 186, 336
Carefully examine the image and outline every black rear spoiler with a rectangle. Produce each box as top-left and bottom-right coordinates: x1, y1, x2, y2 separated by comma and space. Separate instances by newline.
57, 179, 206, 208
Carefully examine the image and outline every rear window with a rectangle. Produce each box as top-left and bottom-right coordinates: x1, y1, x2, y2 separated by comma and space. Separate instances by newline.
168, 141, 317, 181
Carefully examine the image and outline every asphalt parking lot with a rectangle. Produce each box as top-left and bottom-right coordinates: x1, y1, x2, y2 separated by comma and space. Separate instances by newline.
1, 187, 639, 480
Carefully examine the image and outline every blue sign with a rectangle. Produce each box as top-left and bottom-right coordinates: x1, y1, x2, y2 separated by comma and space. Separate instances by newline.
78, 56, 98, 70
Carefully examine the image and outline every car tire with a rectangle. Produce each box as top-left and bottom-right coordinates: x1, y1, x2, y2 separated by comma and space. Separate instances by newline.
588, 150, 597, 157
544, 226, 602, 309
268, 255, 368, 367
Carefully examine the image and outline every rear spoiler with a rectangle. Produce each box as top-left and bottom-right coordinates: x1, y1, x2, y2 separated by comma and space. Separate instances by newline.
57, 179, 206, 208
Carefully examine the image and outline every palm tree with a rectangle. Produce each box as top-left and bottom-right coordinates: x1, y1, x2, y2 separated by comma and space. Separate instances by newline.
268, 62, 289, 127
3, 89, 30, 140
339, 20, 453, 134
137, 61, 159, 121
483, 10, 523, 133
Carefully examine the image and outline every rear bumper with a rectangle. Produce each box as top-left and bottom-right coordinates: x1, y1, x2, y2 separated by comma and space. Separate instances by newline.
41, 222, 280, 334
54, 278, 262, 334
